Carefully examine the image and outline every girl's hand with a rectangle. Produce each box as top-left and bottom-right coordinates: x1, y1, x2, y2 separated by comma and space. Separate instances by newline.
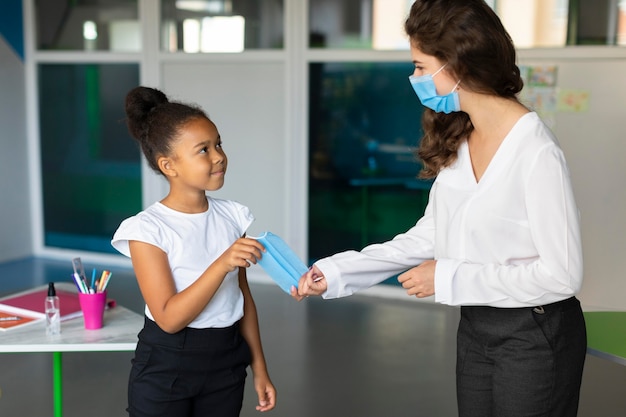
397, 260, 436, 298
253, 375, 276, 412
217, 237, 265, 272
290, 265, 327, 301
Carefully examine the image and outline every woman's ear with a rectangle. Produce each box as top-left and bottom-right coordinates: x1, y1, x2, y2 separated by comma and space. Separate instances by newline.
158, 156, 177, 178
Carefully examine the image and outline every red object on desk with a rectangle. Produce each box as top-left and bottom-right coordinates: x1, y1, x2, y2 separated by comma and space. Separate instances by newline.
0, 289, 83, 321
0, 310, 38, 330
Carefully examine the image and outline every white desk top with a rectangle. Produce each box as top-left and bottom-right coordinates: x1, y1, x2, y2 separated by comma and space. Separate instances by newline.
0, 305, 143, 353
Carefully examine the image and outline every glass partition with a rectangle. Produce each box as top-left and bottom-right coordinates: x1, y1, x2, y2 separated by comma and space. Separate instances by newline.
566, 0, 626, 45
308, 62, 431, 271
309, 0, 626, 49
39, 63, 141, 253
621, 0, 626, 44
309, 0, 411, 49
35, 0, 140, 51
496, 0, 569, 48
161, 0, 284, 52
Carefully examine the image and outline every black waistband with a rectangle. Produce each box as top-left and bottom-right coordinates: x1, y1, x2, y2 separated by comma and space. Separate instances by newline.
461, 296, 580, 314
531, 296, 579, 314
139, 316, 241, 349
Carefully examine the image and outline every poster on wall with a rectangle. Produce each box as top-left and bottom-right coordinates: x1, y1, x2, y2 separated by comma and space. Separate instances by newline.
519, 65, 591, 129
519, 65, 558, 128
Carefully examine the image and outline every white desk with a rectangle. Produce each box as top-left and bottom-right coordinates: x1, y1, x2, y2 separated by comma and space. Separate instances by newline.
0, 301, 143, 417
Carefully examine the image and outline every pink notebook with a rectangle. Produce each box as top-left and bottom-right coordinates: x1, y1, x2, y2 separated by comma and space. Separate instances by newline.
0, 288, 83, 321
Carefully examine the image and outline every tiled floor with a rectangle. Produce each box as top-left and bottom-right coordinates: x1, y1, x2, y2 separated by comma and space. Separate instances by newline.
0, 257, 624, 417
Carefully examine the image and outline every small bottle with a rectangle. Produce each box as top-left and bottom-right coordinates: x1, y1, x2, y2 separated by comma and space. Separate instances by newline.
45, 282, 61, 336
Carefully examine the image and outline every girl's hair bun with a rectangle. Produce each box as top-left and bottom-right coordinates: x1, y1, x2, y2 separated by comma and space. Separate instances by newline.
125, 86, 169, 141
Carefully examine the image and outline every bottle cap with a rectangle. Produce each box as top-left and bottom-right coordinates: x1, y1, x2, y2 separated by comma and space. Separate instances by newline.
48, 282, 56, 297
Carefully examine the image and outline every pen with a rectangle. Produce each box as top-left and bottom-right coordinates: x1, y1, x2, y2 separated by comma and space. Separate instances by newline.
72, 272, 88, 293
0, 316, 21, 321
101, 271, 113, 291
98, 270, 108, 292
91, 268, 97, 291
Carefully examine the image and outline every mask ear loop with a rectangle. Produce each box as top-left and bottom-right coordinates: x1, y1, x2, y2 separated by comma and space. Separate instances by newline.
433, 64, 461, 94
432, 64, 447, 77
449, 80, 461, 94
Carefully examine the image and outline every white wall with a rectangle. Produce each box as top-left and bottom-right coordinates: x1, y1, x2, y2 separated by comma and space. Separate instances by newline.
0, 35, 31, 262
519, 48, 626, 310
162, 61, 287, 240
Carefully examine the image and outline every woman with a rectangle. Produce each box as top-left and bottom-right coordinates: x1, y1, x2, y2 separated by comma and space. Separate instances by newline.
292, 1, 586, 416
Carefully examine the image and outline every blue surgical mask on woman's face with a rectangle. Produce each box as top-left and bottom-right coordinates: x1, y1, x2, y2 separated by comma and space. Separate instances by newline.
409, 64, 461, 114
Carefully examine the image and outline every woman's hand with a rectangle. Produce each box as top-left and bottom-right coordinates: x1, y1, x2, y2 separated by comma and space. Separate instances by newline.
397, 260, 436, 298
290, 264, 327, 301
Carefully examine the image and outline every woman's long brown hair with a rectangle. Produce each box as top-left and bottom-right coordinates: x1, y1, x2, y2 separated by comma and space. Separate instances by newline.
405, 0, 524, 178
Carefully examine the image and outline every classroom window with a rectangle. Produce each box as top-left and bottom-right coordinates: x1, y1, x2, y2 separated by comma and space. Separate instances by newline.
620, 0, 626, 45
308, 62, 431, 282
495, 0, 569, 48
38, 63, 141, 254
161, 0, 284, 51
309, 0, 412, 49
35, 0, 140, 52
309, 0, 626, 49
495, 0, 626, 47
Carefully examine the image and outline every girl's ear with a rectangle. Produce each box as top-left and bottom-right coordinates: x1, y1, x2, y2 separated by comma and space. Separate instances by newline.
158, 156, 177, 178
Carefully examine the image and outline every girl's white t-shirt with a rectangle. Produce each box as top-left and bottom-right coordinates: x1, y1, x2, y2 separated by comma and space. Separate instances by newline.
111, 196, 254, 328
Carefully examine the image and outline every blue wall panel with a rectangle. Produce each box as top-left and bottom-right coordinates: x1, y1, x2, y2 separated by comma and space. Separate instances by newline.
0, 0, 24, 60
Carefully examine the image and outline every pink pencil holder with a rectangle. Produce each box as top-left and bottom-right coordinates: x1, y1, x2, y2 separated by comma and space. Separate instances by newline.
78, 291, 107, 330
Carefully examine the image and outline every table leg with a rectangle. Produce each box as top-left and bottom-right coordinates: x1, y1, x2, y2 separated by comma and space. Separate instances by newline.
53, 351, 63, 417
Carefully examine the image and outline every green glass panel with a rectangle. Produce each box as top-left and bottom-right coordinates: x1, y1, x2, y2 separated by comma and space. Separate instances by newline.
308, 62, 431, 286
39, 63, 141, 253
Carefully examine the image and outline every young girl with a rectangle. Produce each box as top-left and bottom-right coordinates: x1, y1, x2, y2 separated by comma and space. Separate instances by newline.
112, 86, 276, 417
293, 1, 586, 416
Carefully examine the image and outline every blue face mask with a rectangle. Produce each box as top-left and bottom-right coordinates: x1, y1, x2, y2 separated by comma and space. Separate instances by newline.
409, 65, 461, 114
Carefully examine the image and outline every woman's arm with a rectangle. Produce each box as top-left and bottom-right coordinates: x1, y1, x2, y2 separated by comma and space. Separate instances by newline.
291, 190, 437, 301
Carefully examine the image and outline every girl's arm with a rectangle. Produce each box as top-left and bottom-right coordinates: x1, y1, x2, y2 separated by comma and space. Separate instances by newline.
238, 267, 276, 412
128, 237, 263, 333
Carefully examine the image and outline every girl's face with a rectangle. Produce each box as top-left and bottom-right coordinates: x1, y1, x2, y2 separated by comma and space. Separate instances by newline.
167, 117, 227, 192
410, 45, 458, 96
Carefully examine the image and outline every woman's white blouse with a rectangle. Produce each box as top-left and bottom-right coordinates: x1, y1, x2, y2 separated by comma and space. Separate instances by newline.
316, 112, 583, 308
